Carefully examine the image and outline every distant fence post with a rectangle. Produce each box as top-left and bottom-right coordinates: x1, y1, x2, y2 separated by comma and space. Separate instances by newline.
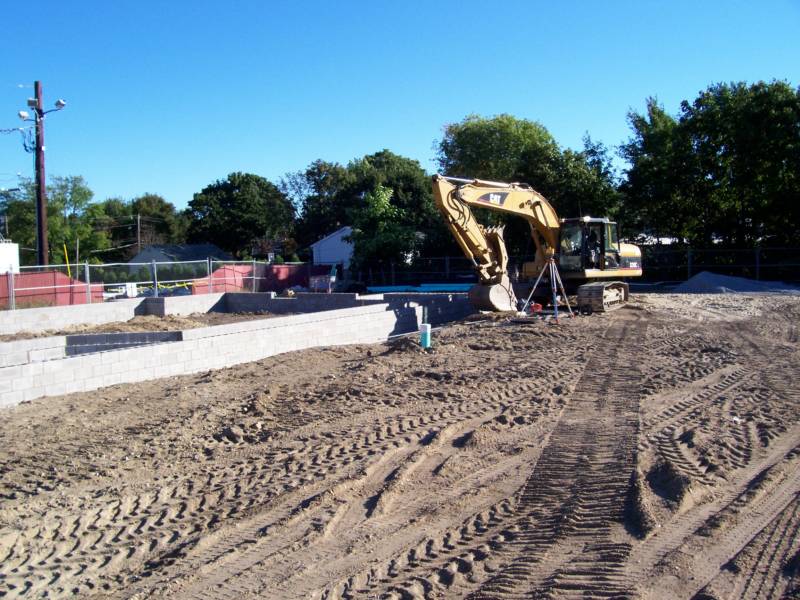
252, 258, 257, 292
85, 261, 91, 304
687, 247, 693, 280
152, 260, 159, 298
7, 269, 15, 310
390, 262, 396, 285
755, 247, 761, 280
207, 258, 213, 294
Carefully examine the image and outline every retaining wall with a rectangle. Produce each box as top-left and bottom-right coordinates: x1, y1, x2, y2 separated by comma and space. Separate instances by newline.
0, 336, 67, 367
0, 302, 423, 409
223, 292, 384, 314
0, 298, 146, 336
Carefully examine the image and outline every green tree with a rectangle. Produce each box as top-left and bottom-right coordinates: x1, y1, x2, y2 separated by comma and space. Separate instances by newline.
437, 114, 621, 254
621, 81, 800, 246
131, 193, 189, 246
282, 160, 355, 249
347, 184, 418, 270
2, 176, 112, 265
286, 150, 455, 258
186, 172, 295, 257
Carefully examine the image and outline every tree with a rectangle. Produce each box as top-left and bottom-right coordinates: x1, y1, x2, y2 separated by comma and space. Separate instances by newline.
282, 160, 355, 249
621, 81, 800, 246
131, 193, 189, 247
186, 172, 295, 257
437, 114, 621, 254
2, 176, 112, 265
347, 184, 418, 270
286, 150, 456, 259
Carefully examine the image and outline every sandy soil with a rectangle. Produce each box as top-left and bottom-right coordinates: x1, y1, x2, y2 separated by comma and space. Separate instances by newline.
0, 312, 281, 341
1, 293, 799, 599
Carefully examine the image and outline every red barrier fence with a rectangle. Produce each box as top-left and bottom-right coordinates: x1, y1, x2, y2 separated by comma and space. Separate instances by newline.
0, 271, 104, 309
192, 263, 331, 295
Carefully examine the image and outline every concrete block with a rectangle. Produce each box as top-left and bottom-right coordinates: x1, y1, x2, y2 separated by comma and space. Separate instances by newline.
91, 363, 113, 378
0, 390, 24, 408
110, 360, 129, 374
0, 352, 28, 367
102, 373, 123, 387
83, 376, 104, 391
12, 377, 33, 392
0, 366, 23, 381
42, 381, 66, 396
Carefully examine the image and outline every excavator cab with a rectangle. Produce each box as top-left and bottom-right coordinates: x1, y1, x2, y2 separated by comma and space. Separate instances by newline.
558, 218, 621, 273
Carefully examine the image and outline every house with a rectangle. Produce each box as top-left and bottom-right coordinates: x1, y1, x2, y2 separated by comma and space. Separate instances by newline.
128, 244, 233, 265
310, 226, 353, 268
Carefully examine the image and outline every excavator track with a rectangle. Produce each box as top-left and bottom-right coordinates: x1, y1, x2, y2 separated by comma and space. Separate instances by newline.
576, 281, 629, 313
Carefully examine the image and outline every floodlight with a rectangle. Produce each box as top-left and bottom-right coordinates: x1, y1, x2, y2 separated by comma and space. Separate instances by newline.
18, 110, 29, 121
54, 99, 66, 109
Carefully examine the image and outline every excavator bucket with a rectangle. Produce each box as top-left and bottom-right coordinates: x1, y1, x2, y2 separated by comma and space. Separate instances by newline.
468, 275, 518, 312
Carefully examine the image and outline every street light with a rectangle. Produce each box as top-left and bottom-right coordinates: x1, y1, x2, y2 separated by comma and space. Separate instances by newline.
17, 81, 67, 266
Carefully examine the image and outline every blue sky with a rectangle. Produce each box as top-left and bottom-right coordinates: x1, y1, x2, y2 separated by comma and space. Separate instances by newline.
1, 0, 798, 209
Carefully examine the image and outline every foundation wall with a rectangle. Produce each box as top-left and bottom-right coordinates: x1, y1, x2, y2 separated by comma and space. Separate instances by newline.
0, 303, 422, 409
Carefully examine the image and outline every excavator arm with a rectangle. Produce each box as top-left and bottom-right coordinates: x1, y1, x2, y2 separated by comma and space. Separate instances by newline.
432, 174, 561, 310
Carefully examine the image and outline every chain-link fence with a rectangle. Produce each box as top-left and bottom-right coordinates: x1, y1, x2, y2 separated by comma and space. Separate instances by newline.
355, 247, 800, 287
0, 259, 331, 310
2, 247, 798, 309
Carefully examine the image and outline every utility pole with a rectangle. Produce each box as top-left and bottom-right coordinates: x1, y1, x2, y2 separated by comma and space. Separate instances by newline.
16, 82, 66, 266
33, 81, 48, 265
137, 213, 141, 253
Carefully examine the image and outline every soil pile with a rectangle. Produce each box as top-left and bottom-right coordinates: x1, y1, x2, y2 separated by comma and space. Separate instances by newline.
674, 270, 800, 294
0, 311, 278, 341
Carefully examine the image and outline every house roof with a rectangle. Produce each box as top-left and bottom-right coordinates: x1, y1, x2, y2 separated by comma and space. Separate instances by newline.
128, 243, 233, 263
310, 226, 352, 249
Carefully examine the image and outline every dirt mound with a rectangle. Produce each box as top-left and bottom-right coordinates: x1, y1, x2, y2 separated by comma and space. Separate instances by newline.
0, 311, 277, 341
674, 271, 800, 294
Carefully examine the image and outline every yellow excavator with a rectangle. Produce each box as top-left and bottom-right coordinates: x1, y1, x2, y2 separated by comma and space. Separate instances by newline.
432, 175, 642, 312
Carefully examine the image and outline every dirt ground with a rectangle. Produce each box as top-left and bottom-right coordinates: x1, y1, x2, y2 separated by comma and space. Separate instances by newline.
1, 293, 799, 599
0, 312, 280, 341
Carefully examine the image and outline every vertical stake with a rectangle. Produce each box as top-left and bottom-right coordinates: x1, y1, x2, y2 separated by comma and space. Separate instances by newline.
152, 260, 159, 298
7, 269, 15, 310
550, 259, 559, 323
85, 261, 91, 304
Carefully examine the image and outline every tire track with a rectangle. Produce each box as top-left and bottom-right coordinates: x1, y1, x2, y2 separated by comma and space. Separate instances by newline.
457, 310, 644, 599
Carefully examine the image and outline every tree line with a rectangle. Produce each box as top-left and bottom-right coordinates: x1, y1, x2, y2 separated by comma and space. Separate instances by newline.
1, 80, 798, 268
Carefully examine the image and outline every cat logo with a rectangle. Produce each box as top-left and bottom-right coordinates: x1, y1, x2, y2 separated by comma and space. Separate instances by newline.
477, 192, 508, 206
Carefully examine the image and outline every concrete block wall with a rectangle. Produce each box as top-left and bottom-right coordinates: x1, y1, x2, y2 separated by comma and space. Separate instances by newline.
0, 336, 66, 367
65, 332, 182, 356
0, 298, 145, 336
382, 293, 473, 326
0, 302, 422, 409
223, 292, 384, 314
143, 294, 226, 317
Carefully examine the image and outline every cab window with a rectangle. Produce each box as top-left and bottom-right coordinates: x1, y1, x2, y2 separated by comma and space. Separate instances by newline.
605, 223, 619, 252
560, 223, 582, 255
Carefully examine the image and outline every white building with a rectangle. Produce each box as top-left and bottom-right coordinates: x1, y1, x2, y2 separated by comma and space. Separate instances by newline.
0, 242, 20, 274
310, 226, 353, 268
